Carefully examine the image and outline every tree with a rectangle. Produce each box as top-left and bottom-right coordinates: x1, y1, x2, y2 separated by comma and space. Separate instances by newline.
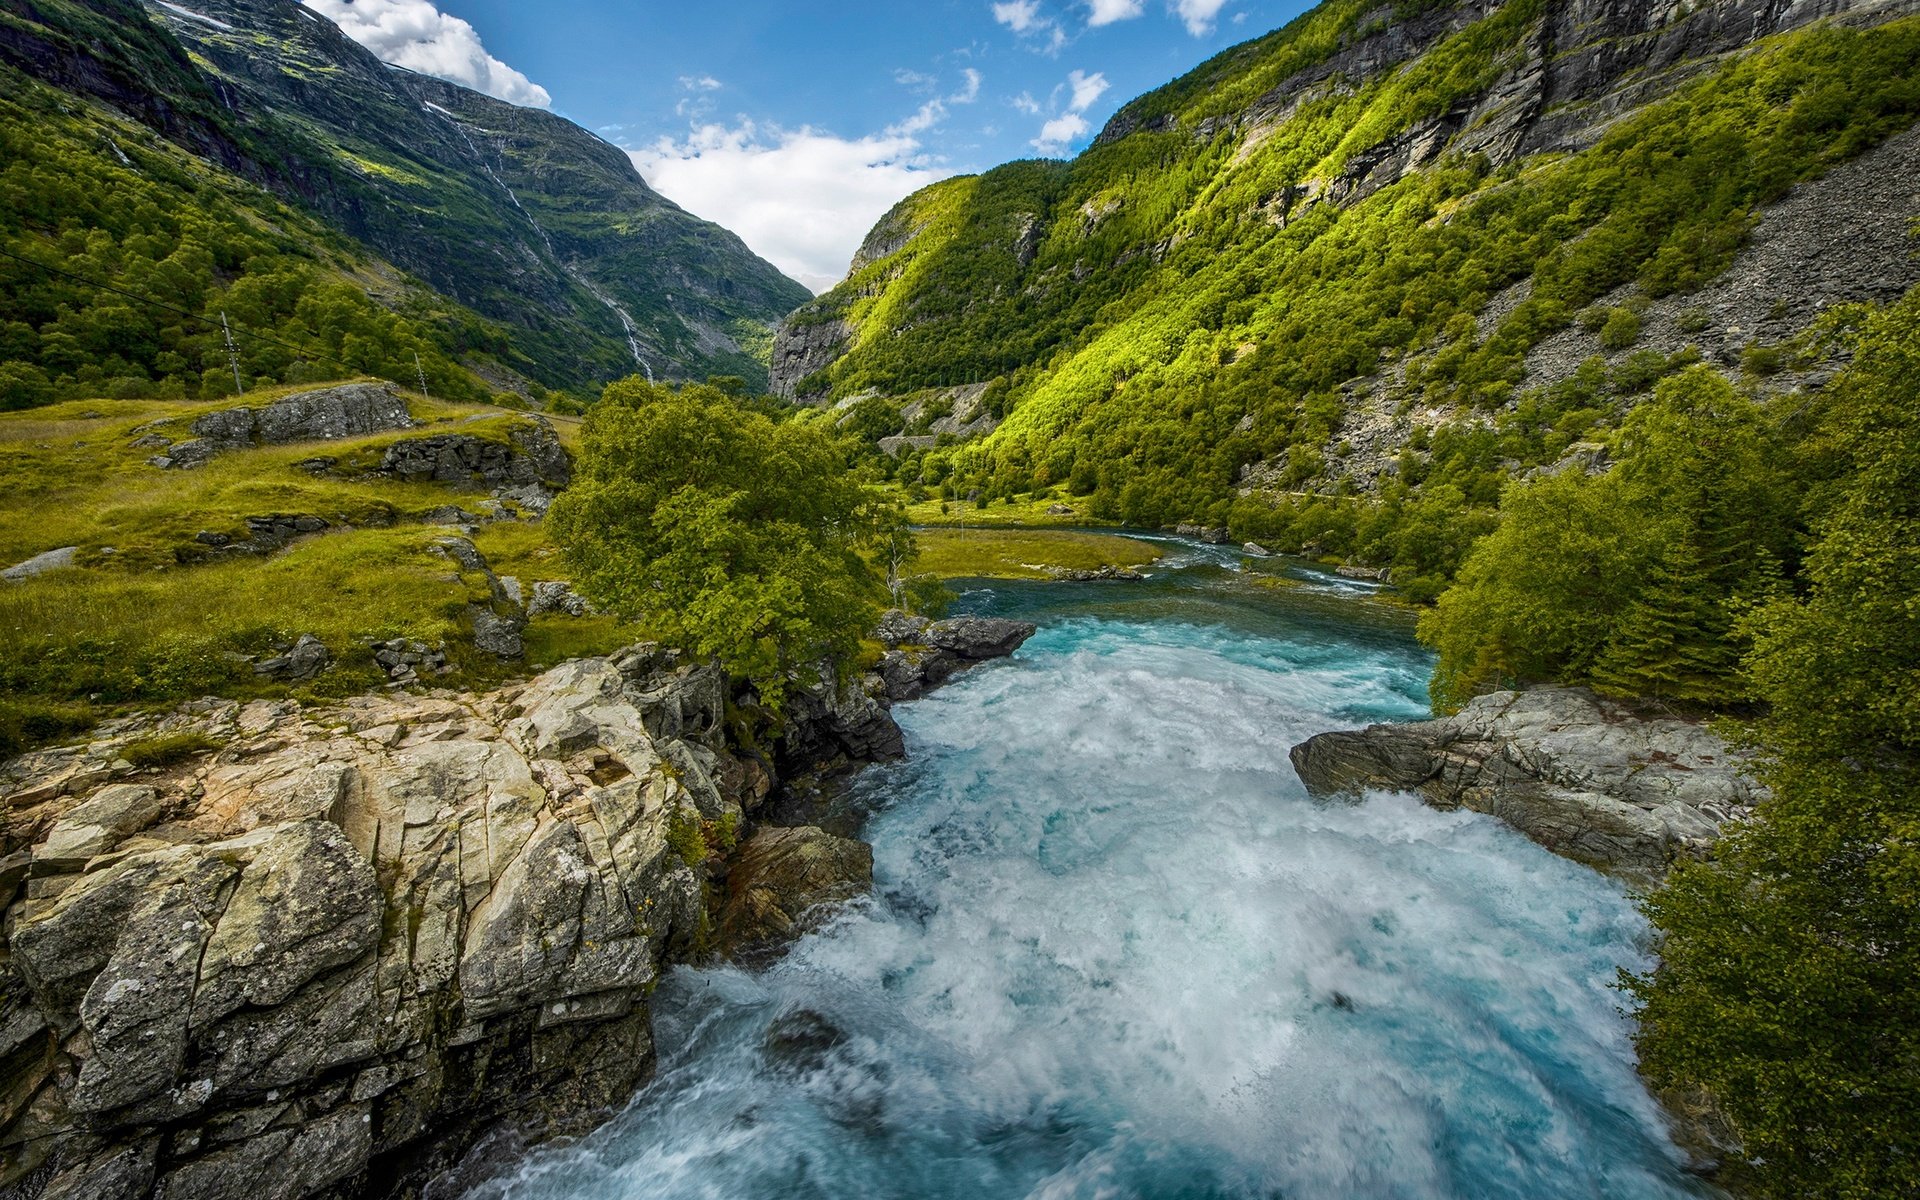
1628, 295, 1920, 1199
548, 378, 906, 712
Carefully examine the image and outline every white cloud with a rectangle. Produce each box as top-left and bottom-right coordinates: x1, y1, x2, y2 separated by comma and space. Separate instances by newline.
680, 74, 722, 92
302, 0, 550, 108
1084, 0, 1145, 26
992, 0, 1043, 31
1030, 67, 1109, 153
1012, 90, 1042, 114
1067, 68, 1109, 112
1171, 0, 1230, 35
953, 68, 983, 104
1032, 113, 1089, 152
632, 123, 955, 294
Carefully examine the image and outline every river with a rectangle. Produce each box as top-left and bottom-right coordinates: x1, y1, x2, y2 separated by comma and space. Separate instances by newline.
473, 539, 1713, 1199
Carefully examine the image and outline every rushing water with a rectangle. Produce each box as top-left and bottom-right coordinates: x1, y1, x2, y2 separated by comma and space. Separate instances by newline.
477, 541, 1710, 1200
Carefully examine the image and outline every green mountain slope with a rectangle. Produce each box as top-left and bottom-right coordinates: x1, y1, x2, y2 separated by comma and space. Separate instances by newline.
780, 0, 1920, 586
0, 0, 810, 403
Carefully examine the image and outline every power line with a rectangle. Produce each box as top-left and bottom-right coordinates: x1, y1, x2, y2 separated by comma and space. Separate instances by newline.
0, 244, 407, 387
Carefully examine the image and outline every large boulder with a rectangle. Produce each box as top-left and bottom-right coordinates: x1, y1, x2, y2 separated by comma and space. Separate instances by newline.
716, 827, 873, 963
1290, 687, 1762, 880
377, 418, 572, 491
872, 610, 1037, 702
153, 384, 414, 469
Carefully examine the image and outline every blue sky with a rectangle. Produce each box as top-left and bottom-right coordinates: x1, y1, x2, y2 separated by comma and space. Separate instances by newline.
303, 1, 1316, 290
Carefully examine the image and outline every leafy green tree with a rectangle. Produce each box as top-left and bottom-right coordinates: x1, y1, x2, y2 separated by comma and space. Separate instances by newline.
548, 378, 905, 711
1628, 294, 1920, 1199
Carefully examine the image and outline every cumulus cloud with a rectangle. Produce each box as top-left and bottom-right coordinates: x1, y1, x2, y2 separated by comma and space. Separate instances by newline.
302, 1, 550, 108
1084, 0, 1145, 25
632, 123, 955, 294
1171, 0, 1230, 35
992, 0, 1044, 32
1067, 68, 1109, 111
1031, 68, 1109, 154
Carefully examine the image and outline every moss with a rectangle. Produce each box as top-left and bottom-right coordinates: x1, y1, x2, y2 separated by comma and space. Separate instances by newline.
911, 528, 1162, 580
665, 806, 709, 867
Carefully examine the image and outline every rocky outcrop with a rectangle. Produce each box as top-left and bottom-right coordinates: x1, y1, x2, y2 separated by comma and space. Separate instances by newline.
1290, 687, 1762, 880
0, 600, 1038, 1197
0, 649, 764, 1197
870, 611, 1039, 703
768, 317, 852, 402
715, 827, 874, 964
149, 384, 415, 469
377, 418, 572, 492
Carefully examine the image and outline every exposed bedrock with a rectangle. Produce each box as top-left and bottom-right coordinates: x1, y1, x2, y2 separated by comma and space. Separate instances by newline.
1290, 687, 1763, 881
0, 608, 1036, 1197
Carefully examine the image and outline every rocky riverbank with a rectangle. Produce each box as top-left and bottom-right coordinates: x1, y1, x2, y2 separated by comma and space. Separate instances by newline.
0, 614, 1034, 1198
1290, 687, 1762, 882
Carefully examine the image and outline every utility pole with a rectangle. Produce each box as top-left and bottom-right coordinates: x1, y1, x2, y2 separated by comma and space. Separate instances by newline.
221, 311, 244, 395
414, 350, 429, 399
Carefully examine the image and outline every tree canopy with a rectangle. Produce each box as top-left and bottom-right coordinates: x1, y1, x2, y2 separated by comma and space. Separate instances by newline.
548, 378, 904, 711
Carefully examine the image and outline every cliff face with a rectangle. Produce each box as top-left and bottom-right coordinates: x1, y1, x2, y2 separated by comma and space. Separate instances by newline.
0, 613, 1036, 1198
776, 0, 1920, 506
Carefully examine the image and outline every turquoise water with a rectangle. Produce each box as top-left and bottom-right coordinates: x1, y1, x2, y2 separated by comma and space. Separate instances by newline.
478, 543, 1710, 1200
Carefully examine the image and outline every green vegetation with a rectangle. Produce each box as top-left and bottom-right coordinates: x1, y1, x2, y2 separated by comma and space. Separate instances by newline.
549, 379, 905, 712
0, 69, 527, 410
1420, 367, 1791, 709
1624, 294, 1920, 1199
120, 731, 222, 770
0, 382, 608, 751
912, 528, 1162, 581
798, 11, 1920, 590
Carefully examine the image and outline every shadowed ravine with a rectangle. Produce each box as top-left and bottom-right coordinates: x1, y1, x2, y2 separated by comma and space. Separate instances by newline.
472, 549, 1716, 1199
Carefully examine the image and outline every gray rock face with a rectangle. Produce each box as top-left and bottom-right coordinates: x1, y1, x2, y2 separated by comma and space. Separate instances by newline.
0, 651, 765, 1197
526, 581, 594, 619
871, 610, 1037, 703
1290, 687, 1762, 880
1, 547, 78, 583
768, 316, 852, 401
379, 418, 572, 491
155, 384, 415, 469
253, 634, 330, 682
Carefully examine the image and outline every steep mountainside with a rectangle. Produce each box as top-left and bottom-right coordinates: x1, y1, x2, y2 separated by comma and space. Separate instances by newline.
0, 0, 809, 397
780, 0, 1920, 579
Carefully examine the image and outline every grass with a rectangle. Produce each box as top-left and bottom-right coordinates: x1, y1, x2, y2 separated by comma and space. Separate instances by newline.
912, 528, 1162, 580
903, 488, 1113, 529
0, 381, 555, 571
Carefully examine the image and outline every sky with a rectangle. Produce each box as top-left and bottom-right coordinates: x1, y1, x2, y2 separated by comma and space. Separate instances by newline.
301, 1, 1317, 292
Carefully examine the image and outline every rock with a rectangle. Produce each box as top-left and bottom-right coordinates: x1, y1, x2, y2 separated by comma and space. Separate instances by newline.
1244, 542, 1272, 556
469, 605, 525, 659
377, 417, 572, 491
1174, 524, 1231, 544
526, 581, 594, 619
716, 827, 873, 962
1335, 565, 1389, 581
253, 634, 330, 682
768, 316, 852, 401
492, 482, 559, 517
762, 1009, 847, 1075
155, 384, 414, 469
926, 615, 1038, 661
0, 648, 793, 1199
1290, 687, 1763, 881
867, 611, 1037, 703
35, 784, 167, 872
2, 547, 78, 582
1044, 565, 1145, 582
1046, 503, 1076, 515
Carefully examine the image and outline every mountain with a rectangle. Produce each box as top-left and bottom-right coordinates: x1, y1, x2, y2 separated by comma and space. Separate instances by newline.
0, 0, 809, 401
778, 0, 1920, 585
